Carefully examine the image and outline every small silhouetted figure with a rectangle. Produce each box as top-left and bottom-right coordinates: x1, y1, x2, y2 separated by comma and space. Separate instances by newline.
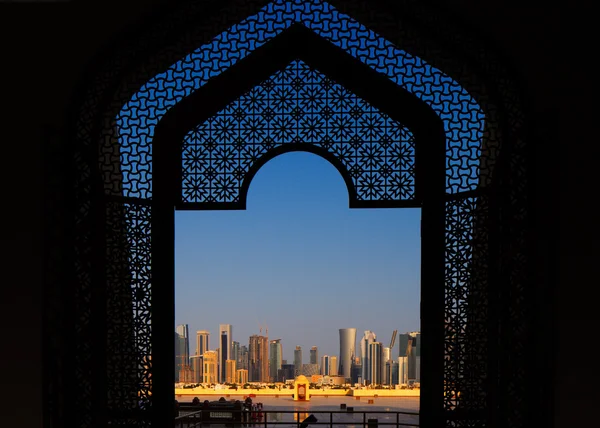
192, 397, 200, 405
242, 397, 252, 426
174, 400, 180, 417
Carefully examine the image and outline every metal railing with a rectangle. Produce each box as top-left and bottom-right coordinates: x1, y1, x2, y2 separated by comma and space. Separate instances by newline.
175, 408, 419, 428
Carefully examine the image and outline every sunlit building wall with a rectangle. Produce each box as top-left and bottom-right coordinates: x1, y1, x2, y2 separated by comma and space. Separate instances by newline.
398, 356, 408, 385
190, 355, 203, 383
202, 351, 218, 384
329, 356, 338, 376
339, 328, 357, 380
225, 359, 237, 383
236, 369, 248, 384
383, 346, 391, 384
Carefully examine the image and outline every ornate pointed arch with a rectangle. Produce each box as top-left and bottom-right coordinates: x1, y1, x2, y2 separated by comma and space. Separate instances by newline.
48, 1, 533, 427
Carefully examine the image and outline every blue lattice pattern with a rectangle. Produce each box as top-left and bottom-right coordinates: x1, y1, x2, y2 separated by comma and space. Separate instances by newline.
117, 0, 484, 200
182, 60, 415, 203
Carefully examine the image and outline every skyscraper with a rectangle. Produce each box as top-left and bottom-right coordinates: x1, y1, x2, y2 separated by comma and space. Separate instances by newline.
196, 330, 209, 356
369, 342, 383, 385
249, 334, 269, 382
176, 324, 190, 363
360, 330, 377, 384
219, 324, 232, 383
294, 346, 302, 377
232, 341, 240, 364
310, 346, 318, 366
176, 324, 190, 381
320, 355, 330, 376
269, 339, 283, 382
383, 346, 391, 384
339, 328, 357, 380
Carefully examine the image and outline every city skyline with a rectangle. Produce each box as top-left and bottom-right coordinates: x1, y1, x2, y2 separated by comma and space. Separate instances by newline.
175, 152, 421, 360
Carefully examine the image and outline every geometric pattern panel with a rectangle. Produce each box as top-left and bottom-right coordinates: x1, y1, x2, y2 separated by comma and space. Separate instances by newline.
182, 60, 415, 203
116, 0, 484, 201
105, 201, 153, 424
444, 196, 489, 426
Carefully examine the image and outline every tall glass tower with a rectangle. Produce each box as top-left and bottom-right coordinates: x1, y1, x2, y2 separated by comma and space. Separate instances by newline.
269, 339, 283, 382
338, 328, 357, 380
219, 324, 232, 383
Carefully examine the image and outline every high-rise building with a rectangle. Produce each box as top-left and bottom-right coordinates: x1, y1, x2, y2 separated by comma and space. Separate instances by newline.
225, 359, 237, 383
202, 351, 218, 384
190, 355, 203, 383
196, 330, 209, 356
320, 355, 330, 376
269, 339, 282, 382
175, 324, 190, 381
383, 346, 391, 384
176, 324, 190, 363
360, 331, 377, 384
219, 324, 232, 383
409, 332, 421, 382
329, 356, 338, 376
398, 333, 410, 358
369, 342, 383, 385
310, 346, 318, 366
248, 334, 269, 382
398, 356, 408, 385
238, 345, 249, 371
339, 328, 357, 380
232, 341, 240, 363
294, 346, 302, 377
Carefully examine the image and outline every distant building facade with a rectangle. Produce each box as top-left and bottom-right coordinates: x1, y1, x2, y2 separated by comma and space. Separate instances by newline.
369, 342, 383, 385
320, 355, 330, 376
339, 328, 357, 380
294, 346, 302, 377
219, 324, 232, 383
196, 330, 209, 357
190, 355, 203, 383
269, 339, 283, 382
225, 359, 237, 383
249, 334, 269, 382
310, 346, 318, 366
202, 351, 218, 384
329, 356, 338, 376
360, 330, 377, 385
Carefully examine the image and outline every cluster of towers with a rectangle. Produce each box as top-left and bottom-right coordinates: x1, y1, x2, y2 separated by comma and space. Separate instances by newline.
175, 325, 420, 386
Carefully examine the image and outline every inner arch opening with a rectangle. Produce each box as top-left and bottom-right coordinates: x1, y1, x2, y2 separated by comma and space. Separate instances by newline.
175, 152, 422, 417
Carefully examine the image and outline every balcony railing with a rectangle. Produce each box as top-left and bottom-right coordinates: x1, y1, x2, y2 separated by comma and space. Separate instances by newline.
175, 406, 419, 428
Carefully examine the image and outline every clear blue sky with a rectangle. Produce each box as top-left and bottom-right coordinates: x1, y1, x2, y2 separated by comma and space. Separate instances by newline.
175, 151, 421, 363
